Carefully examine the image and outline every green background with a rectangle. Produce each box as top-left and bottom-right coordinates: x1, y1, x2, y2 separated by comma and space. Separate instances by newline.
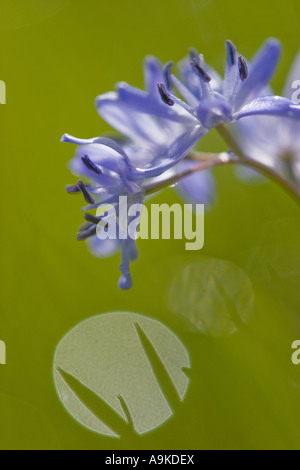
1, 0, 300, 450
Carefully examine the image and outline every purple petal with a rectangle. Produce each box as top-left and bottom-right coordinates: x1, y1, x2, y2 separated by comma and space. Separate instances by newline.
71, 143, 129, 174
118, 239, 133, 290
179, 55, 222, 101
87, 235, 120, 258
144, 55, 164, 96
114, 83, 196, 124
235, 96, 300, 120
196, 94, 232, 128
129, 125, 206, 179
96, 91, 170, 144
118, 82, 195, 122
223, 40, 240, 99
171, 74, 200, 107
234, 38, 281, 109
175, 160, 216, 206
61, 134, 101, 145
62, 133, 131, 162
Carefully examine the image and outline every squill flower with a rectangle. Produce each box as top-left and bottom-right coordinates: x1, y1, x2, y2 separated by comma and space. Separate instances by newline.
62, 92, 206, 288
234, 51, 300, 182
107, 40, 300, 206
151, 39, 300, 130
95, 55, 216, 205
62, 39, 300, 293
63, 52, 220, 289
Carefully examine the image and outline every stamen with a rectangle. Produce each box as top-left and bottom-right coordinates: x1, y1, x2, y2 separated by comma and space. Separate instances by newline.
84, 213, 102, 225
163, 62, 174, 90
77, 180, 95, 204
66, 184, 81, 193
191, 60, 212, 83
189, 47, 200, 64
225, 40, 237, 66
79, 222, 94, 232
157, 83, 175, 106
77, 225, 97, 241
238, 55, 248, 81
81, 155, 102, 174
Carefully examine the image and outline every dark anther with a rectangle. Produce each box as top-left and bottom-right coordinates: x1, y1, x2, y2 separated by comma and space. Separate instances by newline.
189, 47, 200, 64
78, 222, 94, 232
84, 212, 102, 225
163, 62, 174, 90
81, 155, 102, 174
191, 60, 212, 83
157, 83, 175, 106
238, 56, 248, 81
77, 180, 95, 204
66, 184, 81, 193
77, 225, 97, 241
225, 40, 237, 66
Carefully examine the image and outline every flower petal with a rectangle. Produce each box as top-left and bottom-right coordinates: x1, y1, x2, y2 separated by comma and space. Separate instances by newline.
71, 143, 129, 174
223, 40, 240, 99
96, 91, 169, 145
235, 96, 300, 120
174, 160, 216, 206
196, 94, 232, 128
235, 38, 281, 109
129, 125, 206, 179
144, 55, 164, 96
115, 83, 196, 123
61, 134, 100, 145
118, 239, 133, 290
179, 56, 222, 100
171, 74, 200, 107
62, 133, 131, 162
87, 235, 120, 258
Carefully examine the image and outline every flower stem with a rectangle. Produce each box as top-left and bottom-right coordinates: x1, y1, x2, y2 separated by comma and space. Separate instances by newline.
144, 155, 231, 196
215, 124, 247, 160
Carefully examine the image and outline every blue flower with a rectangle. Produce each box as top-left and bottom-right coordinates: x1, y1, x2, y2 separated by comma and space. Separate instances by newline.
104, 41, 300, 207
95, 55, 216, 205
234, 50, 300, 181
62, 65, 208, 288
151, 39, 300, 129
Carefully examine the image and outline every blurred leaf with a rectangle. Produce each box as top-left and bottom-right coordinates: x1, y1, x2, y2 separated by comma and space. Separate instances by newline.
167, 258, 254, 336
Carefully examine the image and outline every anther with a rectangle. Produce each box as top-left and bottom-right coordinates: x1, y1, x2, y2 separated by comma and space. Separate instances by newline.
77, 180, 95, 204
225, 40, 237, 66
238, 55, 248, 81
78, 222, 94, 232
157, 83, 175, 106
81, 155, 102, 174
191, 60, 212, 82
189, 47, 200, 64
77, 225, 97, 241
163, 62, 174, 90
84, 213, 102, 225
66, 184, 81, 193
